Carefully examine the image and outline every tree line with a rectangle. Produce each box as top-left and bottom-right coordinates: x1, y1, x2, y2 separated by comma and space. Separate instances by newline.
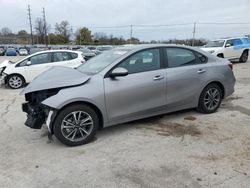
0, 20, 207, 46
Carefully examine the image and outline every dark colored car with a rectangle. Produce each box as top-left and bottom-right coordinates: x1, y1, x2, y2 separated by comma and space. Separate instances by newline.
5, 48, 17, 56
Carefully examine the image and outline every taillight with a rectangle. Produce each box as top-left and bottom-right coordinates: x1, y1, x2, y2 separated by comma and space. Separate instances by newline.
228, 63, 233, 70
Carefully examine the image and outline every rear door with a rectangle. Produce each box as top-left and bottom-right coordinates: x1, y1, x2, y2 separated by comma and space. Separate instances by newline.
164, 47, 208, 108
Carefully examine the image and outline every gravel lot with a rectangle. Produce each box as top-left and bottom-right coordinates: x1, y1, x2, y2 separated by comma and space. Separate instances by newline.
0, 56, 250, 188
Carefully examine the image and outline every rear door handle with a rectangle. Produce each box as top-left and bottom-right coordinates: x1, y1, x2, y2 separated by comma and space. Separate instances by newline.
197, 69, 206, 74
153, 75, 164, 81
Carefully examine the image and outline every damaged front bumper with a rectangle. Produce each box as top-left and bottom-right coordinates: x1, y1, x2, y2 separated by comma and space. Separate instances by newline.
22, 102, 56, 132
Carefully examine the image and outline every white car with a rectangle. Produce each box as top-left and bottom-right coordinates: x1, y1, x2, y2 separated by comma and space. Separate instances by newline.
201, 37, 250, 63
0, 50, 85, 89
19, 48, 29, 56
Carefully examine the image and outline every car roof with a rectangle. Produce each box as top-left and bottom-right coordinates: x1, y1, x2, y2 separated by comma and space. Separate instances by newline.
113, 44, 197, 51
213, 37, 248, 41
32, 49, 81, 55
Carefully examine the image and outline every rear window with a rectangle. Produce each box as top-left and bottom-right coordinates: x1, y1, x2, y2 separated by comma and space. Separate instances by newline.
70, 52, 78, 59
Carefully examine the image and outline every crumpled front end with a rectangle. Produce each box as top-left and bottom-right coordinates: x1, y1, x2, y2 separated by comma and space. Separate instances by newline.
22, 89, 59, 130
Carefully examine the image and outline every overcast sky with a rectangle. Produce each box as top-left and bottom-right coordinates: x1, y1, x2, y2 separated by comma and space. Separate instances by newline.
0, 0, 250, 41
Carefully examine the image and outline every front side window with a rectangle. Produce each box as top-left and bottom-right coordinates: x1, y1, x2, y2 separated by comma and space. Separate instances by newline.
30, 53, 52, 65
225, 40, 234, 47
117, 49, 160, 74
53, 52, 71, 62
166, 48, 197, 68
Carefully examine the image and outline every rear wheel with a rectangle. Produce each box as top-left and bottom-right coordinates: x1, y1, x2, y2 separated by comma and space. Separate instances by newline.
53, 104, 99, 146
239, 51, 248, 63
7, 74, 25, 89
197, 84, 222, 114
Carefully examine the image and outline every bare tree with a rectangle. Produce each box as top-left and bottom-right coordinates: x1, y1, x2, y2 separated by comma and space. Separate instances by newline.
1, 27, 12, 36
34, 18, 49, 44
55, 21, 70, 43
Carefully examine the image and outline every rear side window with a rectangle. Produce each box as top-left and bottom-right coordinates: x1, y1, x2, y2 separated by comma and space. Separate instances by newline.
70, 52, 78, 59
30, 53, 52, 65
233, 39, 243, 46
165, 48, 197, 68
53, 52, 71, 62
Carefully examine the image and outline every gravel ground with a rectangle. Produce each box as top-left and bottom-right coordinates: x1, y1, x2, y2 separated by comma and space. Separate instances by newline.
0, 56, 250, 188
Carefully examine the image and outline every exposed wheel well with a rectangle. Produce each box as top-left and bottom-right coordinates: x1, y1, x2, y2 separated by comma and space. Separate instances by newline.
217, 53, 224, 58
53, 101, 104, 131
5, 73, 26, 84
242, 49, 249, 54
204, 81, 225, 99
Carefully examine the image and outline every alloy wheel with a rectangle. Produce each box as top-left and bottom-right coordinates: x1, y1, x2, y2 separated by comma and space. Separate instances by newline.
204, 88, 221, 111
61, 111, 94, 142
8, 76, 23, 89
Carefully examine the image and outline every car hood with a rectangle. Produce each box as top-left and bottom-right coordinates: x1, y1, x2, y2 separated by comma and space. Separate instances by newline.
20, 66, 90, 95
0, 60, 16, 68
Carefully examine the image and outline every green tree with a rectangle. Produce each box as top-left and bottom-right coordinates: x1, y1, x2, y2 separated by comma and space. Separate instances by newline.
76, 27, 92, 45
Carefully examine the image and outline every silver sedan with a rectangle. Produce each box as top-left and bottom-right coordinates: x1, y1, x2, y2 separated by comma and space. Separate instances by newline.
21, 44, 236, 146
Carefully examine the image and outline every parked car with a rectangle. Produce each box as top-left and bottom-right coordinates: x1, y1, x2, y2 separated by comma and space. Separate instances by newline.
96, 45, 113, 52
77, 48, 96, 60
87, 46, 102, 55
18, 48, 29, 56
0, 50, 85, 89
201, 37, 250, 63
21, 44, 235, 146
5, 48, 17, 56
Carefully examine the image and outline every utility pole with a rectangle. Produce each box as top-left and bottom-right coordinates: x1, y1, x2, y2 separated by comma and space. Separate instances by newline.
130, 24, 133, 44
192, 22, 196, 46
27, 5, 34, 45
42, 7, 47, 46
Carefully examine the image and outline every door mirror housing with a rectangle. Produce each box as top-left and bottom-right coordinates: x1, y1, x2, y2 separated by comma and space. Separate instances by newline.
109, 67, 128, 78
26, 61, 31, 66
225, 43, 231, 48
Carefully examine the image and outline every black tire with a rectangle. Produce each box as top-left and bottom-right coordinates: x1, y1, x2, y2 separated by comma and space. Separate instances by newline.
197, 84, 222, 114
6, 74, 25, 89
53, 104, 99, 146
239, 51, 248, 63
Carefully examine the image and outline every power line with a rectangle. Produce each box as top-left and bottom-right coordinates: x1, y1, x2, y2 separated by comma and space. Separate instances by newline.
27, 5, 33, 45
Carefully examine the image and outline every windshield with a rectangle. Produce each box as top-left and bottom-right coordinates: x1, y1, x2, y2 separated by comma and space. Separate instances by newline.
205, 40, 225, 47
77, 49, 129, 75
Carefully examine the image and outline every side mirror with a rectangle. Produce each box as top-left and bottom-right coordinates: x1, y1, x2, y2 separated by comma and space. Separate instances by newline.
225, 44, 231, 48
109, 67, 128, 78
26, 61, 31, 66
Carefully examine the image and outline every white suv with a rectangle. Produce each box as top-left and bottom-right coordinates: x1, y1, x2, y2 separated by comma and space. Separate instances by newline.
201, 37, 250, 63
0, 50, 85, 89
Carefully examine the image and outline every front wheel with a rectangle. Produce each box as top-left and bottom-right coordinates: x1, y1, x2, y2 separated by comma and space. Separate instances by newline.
7, 74, 25, 89
197, 84, 222, 114
53, 104, 99, 146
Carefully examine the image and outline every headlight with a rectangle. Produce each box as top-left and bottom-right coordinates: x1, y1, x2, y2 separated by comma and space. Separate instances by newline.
208, 50, 215, 54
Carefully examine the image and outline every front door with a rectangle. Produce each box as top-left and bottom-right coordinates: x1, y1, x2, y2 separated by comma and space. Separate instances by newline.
104, 48, 166, 123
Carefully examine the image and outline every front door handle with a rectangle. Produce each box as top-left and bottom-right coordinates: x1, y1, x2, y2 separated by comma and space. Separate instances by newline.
153, 75, 164, 81
197, 69, 206, 74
